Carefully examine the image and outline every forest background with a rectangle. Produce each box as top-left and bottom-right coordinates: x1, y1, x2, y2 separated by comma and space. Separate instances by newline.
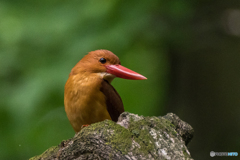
1, 1, 240, 159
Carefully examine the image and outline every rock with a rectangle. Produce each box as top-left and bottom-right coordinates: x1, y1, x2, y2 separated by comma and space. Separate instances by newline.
30, 112, 194, 160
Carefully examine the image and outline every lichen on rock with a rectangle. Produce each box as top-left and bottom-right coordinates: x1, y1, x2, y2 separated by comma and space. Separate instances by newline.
30, 112, 194, 160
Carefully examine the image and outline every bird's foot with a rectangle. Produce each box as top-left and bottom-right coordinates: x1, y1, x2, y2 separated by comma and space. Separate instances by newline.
81, 124, 89, 129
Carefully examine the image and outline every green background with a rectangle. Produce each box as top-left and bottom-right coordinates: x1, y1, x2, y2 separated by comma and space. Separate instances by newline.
1, 1, 240, 159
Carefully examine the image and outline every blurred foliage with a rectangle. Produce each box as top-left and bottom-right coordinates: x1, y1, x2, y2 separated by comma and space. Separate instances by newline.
0, 1, 169, 159
1, 0, 240, 159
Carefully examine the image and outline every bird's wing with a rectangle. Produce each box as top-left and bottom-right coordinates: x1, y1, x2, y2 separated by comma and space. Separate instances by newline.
100, 79, 124, 122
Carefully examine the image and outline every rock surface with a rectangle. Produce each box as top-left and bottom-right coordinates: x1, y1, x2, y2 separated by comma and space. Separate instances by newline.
30, 112, 194, 160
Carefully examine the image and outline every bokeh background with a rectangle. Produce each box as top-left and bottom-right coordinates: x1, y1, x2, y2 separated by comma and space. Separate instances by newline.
1, 0, 240, 159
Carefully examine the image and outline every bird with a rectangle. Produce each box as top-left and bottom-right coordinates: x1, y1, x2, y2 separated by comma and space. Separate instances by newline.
64, 49, 147, 132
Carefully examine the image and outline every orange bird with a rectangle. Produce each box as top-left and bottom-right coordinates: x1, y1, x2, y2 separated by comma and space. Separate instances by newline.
64, 50, 146, 132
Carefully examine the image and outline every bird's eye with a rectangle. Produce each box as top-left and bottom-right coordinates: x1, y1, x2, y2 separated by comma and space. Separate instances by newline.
99, 58, 106, 64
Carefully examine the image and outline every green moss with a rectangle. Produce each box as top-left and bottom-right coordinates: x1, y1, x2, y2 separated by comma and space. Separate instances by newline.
69, 116, 183, 158
170, 123, 176, 128
107, 121, 133, 155
29, 113, 193, 159
29, 146, 59, 160
182, 148, 189, 157
127, 119, 155, 155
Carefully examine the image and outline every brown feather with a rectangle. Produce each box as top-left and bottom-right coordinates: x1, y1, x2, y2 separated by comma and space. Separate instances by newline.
64, 73, 112, 132
100, 79, 124, 122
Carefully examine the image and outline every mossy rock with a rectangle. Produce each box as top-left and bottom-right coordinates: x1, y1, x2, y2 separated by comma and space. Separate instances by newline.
30, 112, 194, 160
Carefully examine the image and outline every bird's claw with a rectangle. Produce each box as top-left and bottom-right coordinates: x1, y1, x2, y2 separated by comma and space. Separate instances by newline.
81, 124, 89, 129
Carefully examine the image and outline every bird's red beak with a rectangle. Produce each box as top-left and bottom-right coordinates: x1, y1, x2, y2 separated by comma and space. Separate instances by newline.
106, 65, 147, 80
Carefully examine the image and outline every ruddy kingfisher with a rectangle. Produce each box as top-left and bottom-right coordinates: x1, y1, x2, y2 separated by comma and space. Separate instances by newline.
64, 49, 147, 132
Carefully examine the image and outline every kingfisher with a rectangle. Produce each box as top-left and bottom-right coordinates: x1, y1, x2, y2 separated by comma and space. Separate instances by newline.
64, 50, 146, 132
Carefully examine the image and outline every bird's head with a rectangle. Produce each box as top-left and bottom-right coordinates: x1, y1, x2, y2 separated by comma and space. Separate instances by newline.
70, 50, 147, 83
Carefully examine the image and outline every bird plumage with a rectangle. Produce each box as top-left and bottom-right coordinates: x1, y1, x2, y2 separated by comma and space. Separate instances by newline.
64, 49, 146, 132
100, 79, 124, 122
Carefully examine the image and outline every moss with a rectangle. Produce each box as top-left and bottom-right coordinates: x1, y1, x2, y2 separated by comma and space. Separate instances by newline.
81, 119, 155, 156
74, 116, 181, 158
29, 112, 194, 159
182, 148, 189, 157
128, 119, 156, 156
29, 146, 59, 160
106, 121, 133, 155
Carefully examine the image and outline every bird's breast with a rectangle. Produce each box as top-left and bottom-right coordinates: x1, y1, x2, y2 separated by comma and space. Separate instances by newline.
64, 73, 111, 132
